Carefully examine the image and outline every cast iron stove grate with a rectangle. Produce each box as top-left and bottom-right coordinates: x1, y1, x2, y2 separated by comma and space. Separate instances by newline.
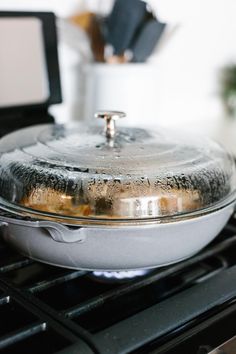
1, 218, 236, 353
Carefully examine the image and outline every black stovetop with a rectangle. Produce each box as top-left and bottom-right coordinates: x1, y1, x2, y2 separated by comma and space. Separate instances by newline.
1, 217, 236, 354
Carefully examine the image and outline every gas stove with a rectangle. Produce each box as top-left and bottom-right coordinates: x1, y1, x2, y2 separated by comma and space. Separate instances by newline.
0, 217, 236, 353
1, 11, 236, 354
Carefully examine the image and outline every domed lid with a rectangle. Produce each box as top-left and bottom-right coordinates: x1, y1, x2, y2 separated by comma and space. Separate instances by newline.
0, 111, 235, 225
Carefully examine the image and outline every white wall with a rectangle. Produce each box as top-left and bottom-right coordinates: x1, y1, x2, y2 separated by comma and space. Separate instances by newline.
148, 0, 236, 130
0, 0, 236, 134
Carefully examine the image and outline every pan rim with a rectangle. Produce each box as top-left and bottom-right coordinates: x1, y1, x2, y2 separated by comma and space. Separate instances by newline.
0, 192, 235, 227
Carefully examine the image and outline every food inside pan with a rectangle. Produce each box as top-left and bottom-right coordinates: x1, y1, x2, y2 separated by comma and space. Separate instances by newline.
20, 185, 201, 219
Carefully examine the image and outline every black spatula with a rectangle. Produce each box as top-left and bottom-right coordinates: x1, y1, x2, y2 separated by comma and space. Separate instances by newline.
130, 19, 166, 62
105, 0, 147, 55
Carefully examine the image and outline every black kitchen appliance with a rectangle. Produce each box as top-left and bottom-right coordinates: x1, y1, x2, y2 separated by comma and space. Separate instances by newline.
1, 11, 236, 354
0, 11, 61, 136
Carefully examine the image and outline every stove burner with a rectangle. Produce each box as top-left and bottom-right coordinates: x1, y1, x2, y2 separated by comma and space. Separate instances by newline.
91, 269, 152, 282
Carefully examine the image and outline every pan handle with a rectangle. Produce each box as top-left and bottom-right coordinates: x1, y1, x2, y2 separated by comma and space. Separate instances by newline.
37, 221, 86, 243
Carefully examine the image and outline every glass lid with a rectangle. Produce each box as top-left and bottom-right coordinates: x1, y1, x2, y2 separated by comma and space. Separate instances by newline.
0, 111, 235, 224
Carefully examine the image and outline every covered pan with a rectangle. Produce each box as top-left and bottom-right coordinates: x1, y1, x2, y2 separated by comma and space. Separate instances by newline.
0, 111, 235, 270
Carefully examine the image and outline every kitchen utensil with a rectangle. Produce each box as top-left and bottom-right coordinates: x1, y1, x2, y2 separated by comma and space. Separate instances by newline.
70, 11, 94, 33
0, 111, 235, 270
104, 0, 147, 55
148, 23, 180, 60
130, 19, 166, 62
70, 12, 105, 62
88, 15, 106, 62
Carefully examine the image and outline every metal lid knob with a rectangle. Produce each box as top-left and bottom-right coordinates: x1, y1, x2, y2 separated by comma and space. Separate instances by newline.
95, 111, 126, 139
